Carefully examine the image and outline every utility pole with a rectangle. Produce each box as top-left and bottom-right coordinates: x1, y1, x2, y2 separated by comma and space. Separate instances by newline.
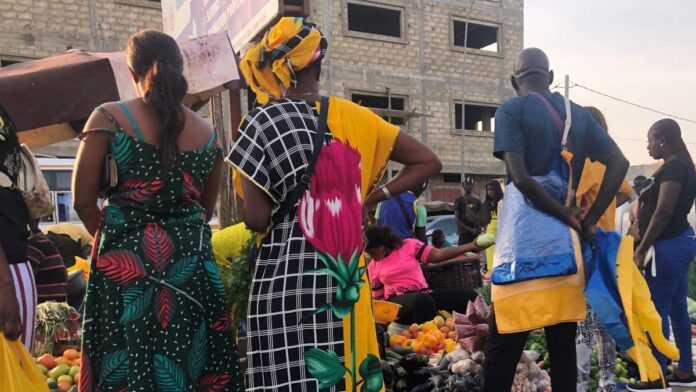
459, 0, 477, 183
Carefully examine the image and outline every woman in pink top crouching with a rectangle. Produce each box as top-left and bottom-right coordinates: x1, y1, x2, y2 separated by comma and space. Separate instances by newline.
365, 225, 487, 324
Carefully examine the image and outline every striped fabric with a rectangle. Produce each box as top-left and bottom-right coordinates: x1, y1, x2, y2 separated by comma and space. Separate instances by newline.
10, 261, 37, 351
27, 232, 68, 303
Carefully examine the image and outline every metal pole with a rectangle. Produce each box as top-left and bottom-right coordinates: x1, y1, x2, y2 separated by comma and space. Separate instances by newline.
564, 74, 570, 99
386, 87, 393, 180
459, 0, 476, 182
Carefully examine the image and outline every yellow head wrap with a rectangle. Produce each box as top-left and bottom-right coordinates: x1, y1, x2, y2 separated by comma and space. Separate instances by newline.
240, 17, 327, 105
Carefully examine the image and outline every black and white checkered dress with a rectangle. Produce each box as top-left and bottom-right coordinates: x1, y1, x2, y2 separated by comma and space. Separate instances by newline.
226, 99, 345, 391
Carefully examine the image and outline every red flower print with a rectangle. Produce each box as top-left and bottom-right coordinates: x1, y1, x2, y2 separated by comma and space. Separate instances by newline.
199, 373, 232, 391
118, 178, 165, 202
143, 223, 175, 272
96, 250, 147, 285
299, 140, 363, 262
182, 171, 201, 203
212, 313, 231, 332
155, 287, 175, 330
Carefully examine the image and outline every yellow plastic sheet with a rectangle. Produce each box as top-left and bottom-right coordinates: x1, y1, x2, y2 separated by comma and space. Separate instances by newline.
616, 236, 679, 382
0, 333, 49, 392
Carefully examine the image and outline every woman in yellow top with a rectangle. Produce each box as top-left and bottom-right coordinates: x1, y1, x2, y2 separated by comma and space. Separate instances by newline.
574, 106, 635, 392
227, 18, 441, 392
482, 180, 503, 272
576, 107, 636, 232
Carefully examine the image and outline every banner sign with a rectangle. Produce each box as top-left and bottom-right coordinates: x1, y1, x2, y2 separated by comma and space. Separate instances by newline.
162, 0, 279, 51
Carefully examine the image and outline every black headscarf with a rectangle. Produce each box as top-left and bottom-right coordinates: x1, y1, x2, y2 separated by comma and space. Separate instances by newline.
0, 103, 22, 187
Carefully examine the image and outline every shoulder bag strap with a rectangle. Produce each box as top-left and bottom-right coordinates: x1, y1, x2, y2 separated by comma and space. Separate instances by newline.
272, 96, 329, 225
528, 92, 572, 150
78, 106, 121, 140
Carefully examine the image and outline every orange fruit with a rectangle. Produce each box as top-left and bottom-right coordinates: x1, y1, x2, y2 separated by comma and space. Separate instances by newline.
37, 354, 57, 369
444, 339, 457, 352
57, 375, 73, 385
430, 330, 445, 342
411, 340, 424, 353
63, 349, 80, 360
422, 334, 438, 348
389, 335, 407, 347
421, 321, 437, 333
55, 357, 70, 366
57, 381, 72, 392
408, 323, 420, 334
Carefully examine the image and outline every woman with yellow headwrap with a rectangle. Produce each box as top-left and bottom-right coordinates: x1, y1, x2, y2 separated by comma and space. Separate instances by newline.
226, 18, 442, 392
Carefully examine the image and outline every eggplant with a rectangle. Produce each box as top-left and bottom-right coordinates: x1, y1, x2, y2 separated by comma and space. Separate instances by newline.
410, 381, 434, 392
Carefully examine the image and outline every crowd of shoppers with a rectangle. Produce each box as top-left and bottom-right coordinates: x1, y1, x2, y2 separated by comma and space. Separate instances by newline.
0, 16, 693, 392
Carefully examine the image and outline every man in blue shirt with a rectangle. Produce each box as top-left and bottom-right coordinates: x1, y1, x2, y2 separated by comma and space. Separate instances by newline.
483, 48, 629, 392
376, 181, 428, 241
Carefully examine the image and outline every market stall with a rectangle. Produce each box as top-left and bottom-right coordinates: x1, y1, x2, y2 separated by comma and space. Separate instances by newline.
0, 30, 240, 149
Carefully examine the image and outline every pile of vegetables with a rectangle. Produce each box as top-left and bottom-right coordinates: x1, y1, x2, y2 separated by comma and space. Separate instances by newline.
34, 349, 82, 392
33, 301, 81, 357
453, 296, 490, 353
510, 351, 550, 392
383, 296, 553, 391
612, 355, 638, 386
525, 330, 641, 390
524, 332, 549, 370
382, 349, 431, 391
388, 313, 457, 356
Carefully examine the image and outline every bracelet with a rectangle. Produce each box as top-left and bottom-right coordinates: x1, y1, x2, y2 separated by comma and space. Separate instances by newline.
380, 185, 392, 199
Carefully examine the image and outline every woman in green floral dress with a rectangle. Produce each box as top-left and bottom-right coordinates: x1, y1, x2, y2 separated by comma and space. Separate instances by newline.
73, 30, 242, 392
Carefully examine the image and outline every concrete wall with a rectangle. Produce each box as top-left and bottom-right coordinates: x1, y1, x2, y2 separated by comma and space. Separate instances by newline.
310, 0, 524, 200
0, 0, 162, 156
0, 0, 524, 202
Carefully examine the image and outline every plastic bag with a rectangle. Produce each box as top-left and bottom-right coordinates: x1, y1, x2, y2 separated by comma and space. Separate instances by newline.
0, 332, 49, 392
491, 174, 577, 285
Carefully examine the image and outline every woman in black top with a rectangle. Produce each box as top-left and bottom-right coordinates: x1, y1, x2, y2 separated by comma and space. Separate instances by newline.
635, 118, 696, 387
0, 108, 34, 350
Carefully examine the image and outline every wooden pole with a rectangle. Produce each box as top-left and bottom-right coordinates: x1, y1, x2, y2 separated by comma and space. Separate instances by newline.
214, 87, 243, 228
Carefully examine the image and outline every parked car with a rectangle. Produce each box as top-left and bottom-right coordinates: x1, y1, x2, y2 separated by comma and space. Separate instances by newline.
426, 215, 458, 246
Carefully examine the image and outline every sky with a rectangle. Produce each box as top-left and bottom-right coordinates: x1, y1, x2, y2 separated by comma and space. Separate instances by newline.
524, 0, 696, 165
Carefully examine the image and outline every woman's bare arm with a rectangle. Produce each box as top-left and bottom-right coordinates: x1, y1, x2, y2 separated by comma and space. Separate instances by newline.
0, 244, 21, 340
201, 156, 224, 221
73, 110, 112, 235
239, 176, 273, 233
426, 242, 480, 264
364, 132, 442, 209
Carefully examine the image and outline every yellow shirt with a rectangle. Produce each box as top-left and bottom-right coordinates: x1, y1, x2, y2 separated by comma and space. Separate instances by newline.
576, 159, 634, 231
211, 222, 253, 268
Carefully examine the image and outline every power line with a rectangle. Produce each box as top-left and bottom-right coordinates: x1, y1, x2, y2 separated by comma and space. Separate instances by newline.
572, 82, 696, 125
613, 137, 696, 146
